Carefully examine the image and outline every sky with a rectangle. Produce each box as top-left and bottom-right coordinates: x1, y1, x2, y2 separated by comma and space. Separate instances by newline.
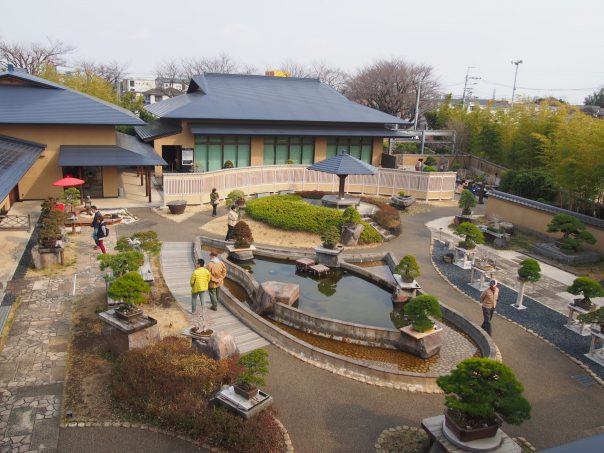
2, 0, 603, 104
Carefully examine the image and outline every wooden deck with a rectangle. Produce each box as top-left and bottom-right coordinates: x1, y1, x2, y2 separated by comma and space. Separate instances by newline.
160, 242, 269, 354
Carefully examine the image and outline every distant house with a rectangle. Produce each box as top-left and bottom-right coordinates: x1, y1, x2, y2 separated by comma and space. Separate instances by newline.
119, 78, 156, 97
154, 77, 188, 92
449, 98, 512, 112
0, 67, 165, 211
143, 87, 185, 105
135, 73, 412, 173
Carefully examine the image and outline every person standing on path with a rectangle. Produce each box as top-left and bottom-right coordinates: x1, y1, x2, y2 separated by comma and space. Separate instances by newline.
95, 218, 108, 254
210, 188, 219, 217
90, 206, 103, 250
190, 258, 211, 314
207, 251, 227, 311
480, 279, 499, 336
225, 205, 238, 241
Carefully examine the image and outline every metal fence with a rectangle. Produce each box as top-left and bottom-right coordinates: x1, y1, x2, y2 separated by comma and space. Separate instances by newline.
0, 214, 31, 231
163, 165, 456, 203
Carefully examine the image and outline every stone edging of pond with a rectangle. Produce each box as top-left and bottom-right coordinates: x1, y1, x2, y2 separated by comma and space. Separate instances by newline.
429, 237, 604, 388
60, 416, 294, 453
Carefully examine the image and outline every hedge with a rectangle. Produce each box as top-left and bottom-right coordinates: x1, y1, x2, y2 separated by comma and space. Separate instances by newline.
246, 195, 382, 244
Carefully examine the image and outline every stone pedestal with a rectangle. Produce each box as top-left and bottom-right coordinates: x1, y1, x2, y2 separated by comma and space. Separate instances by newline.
398, 325, 443, 358
98, 309, 160, 355
31, 245, 64, 269
315, 245, 344, 267
392, 276, 421, 310
212, 386, 273, 419
190, 330, 240, 360
565, 303, 593, 336
226, 244, 256, 261
586, 328, 604, 367
340, 223, 364, 246
251, 281, 300, 315
320, 195, 360, 209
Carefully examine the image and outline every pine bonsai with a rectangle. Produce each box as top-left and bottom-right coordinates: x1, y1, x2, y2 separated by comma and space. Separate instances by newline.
547, 213, 596, 252
321, 226, 340, 249
116, 231, 162, 254
403, 294, 442, 332
60, 187, 81, 207
226, 189, 245, 206
341, 206, 361, 225
236, 349, 269, 390
437, 358, 531, 428
454, 222, 485, 249
395, 255, 421, 282
514, 258, 541, 309
567, 277, 604, 308
458, 189, 477, 215
232, 221, 254, 248
98, 251, 144, 277
577, 306, 604, 326
108, 272, 150, 305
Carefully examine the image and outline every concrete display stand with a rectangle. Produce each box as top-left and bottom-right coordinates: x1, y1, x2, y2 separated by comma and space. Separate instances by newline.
226, 244, 256, 261
586, 328, 604, 367
399, 325, 443, 359
320, 195, 361, 209
315, 245, 344, 267
469, 265, 498, 292
212, 386, 273, 419
565, 303, 593, 336
454, 247, 475, 270
98, 309, 160, 355
422, 415, 520, 453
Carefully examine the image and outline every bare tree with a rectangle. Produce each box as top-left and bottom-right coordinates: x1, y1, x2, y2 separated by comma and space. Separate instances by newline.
309, 61, 349, 92
74, 59, 128, 90
180, 53, 256, 79
154, 59, 186, 88
270, 60, 312, 78
345, 58, 440, 120
0, 37, 75, 75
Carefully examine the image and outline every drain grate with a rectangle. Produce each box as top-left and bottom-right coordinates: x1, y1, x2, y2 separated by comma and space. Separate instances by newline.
571, 374, 595, 386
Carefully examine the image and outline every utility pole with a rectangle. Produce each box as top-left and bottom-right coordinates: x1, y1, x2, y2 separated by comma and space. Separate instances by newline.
511, 59, 523, 106
461, 67, 480, 107
413, 78, 422, 130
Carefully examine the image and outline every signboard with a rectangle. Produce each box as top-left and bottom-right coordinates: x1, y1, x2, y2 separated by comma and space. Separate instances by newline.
182, 148, 194, 166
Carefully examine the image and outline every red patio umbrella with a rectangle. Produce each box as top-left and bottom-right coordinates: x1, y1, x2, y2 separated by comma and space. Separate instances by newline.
52, 176, 85, 187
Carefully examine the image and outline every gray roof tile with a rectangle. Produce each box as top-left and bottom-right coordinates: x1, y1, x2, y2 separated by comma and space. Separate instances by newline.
134, 119, 182, 141
308, 152, 377, 175
0, 135, 46, 203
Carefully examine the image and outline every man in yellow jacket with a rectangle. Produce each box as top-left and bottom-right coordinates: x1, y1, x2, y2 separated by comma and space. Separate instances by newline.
190, 258, 211, 314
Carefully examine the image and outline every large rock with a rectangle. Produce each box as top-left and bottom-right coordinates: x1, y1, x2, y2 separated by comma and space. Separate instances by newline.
340, 223, 365, 246
193, 331, 239, 360
251, 281, 300, 315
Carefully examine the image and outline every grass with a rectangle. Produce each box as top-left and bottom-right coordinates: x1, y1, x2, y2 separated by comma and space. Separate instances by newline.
0, 296, 23, 353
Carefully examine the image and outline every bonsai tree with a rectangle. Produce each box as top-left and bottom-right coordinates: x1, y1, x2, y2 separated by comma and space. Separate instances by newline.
547, 213, 596, 252
236, 349, 269, 394
60, 187, 81, 208
98, 251, 144, 277
226, 189, 245, 206
321, 226, 340, 249
108, 271, 150, 305
223, 160, 234, 169
395, 255, 421, 283
458, 189, 477, 215
437, 358, 531, 432
403, 294, 442, 332
513, 258, 541, 310
454, 222, 484, 249
232, 221, 254, 249
567, 277, 604, 310
424, 156, 437, 167
398, 191, 407, 197
115, 231, 162, 254
341, 206, 361, 225
577, 306, 604, 330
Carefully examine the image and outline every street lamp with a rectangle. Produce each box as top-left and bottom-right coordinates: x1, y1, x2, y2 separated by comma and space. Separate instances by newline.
511, 60, 523, 105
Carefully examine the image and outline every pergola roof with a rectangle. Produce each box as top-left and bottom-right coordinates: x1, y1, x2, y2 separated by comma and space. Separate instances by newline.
307, 152, 378, 175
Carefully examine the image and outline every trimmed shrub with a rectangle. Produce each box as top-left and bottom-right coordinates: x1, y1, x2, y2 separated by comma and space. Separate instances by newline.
226, 189, 245, 206
395, 255, 421, 282
111, 337, 284, 453
233, 221, 254, 248
341, 206, 361, 225
454, 222, 484, 249
236, 349, 269, 389
547, 213, 597, 252
321, 226, 340, 249
108, 271, 150, 305
459, 189, 477, 213
246, 195, 382, 244
404, 294, 442, 332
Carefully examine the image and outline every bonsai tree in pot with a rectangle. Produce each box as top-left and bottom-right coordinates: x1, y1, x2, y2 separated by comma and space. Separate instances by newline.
437, 358, 531, 442
108, 271, 150, 319
547, 213, 596, 252
341, 206, 361, 226
226, 189, 245, 207
60, 187, 81, 210
454, 222, 485, 249
234, 349, 269, 399
115, 231, 162, 255
395, 255, 421, 283
567, 277, 604, 311
458, 189, 477, 216
340, 207, 364, 246
98, 251, 145, 277
321, 226, 340, 249
403, 294, 442, 332
513, 258, 541, 310
232, 221, 254, 249
577, 306, 604, 332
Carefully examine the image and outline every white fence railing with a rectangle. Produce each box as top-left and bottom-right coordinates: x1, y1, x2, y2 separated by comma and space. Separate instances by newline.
163, 165, 456, 204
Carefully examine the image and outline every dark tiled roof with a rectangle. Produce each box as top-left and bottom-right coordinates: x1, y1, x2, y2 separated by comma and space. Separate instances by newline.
0, 135, 46, 203
308, 152, 377, 175
59, 133, 166, 167
145, 73, 409, 125
142, 87, 184, 97
134, 120, 182, 141
0, 70, 145, 125
189, 123, 415, 137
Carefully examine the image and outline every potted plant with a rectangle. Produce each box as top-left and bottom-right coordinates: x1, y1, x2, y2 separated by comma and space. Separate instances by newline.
167, 200, 187, 215
567, 277, 604, 311
223, 160, 234, 169
437, 358, 531, 443
107, 272, 150, 320
321, 226, 340, 249
454, 222, 485, 249
403, 295, 442, 332
234, 349, 269, 399
513, 258, 541, 310
98, 251, 145, 277
227, 189, 246, 207
547, 213, 597, 253
391, 190, 416, 208
232, 221, 254, 249
577, 306, 604, 333
60, 187, 81, 211
458, 189, 477, 216
395, 255, 421, 283
340, 207, 364, 246
38, 210, 66, 247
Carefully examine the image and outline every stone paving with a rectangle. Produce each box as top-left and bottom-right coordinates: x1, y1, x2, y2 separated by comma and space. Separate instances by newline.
0, 230, 109, 452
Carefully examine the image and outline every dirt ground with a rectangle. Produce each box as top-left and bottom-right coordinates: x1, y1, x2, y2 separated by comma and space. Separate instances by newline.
25, 237, 78, 278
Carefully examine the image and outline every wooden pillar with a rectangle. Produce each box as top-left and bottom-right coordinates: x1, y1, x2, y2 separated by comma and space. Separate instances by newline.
146, 168, 152, 203
78, 167, 84, 204
140, 166, 144, 186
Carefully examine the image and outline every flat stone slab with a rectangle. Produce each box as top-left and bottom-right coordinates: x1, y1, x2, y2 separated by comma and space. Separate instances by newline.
321, 195, 361, 208
212, 386, 273, 419
251, 281, 300, 315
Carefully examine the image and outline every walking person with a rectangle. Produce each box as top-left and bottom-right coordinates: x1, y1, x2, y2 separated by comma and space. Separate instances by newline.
90, 206, 103, 250
190, 258, 210, 314
207, 251, 227, 311
96, 218, 109, 254
210, 188, 219, 217
480, 279, 499, 336
225, 205, 238, 241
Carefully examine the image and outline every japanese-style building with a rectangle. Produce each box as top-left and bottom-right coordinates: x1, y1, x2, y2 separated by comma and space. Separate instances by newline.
135, 73, 412, 174
0, 67, 165, 211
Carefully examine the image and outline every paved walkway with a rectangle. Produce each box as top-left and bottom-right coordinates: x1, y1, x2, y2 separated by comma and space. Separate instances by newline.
160, 241, 269, 354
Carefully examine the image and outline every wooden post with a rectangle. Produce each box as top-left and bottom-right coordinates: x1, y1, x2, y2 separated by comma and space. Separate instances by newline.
147, 168, 152, 203
140, 166, 144, 186
78, 167, 84, 204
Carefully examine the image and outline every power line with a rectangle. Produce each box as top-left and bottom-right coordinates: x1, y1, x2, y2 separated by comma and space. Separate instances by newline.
481, 79, 600, 92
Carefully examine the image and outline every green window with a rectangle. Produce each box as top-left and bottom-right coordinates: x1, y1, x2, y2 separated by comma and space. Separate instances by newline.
194, 136, 251, 171
326, 137, 373, 164
263, 136, 315, 164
